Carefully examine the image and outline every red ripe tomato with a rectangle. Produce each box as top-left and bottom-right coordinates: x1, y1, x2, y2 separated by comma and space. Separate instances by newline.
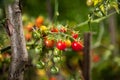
93, 54, 100, 62
56, 41, 66, 50
51, 27, 58, 32
72, 41, 83, 51
72, 33, 78, 39
44, 39, 54, 48
49, 77, 57, 80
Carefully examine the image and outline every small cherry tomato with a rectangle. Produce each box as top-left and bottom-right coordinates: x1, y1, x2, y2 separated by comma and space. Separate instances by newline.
65, 39, 71, 47
51, 27, 58, 32
60, 27, 67, 33
44, 39, 54, 48
56, 40, 66, 50
72, 33, 78, 39
93, 54, 100, 62
25, 33, 32, 41
26, 23, 33, 32
86, 0, 93, 6
49, 76, 57, 80
72, 41, 83, 51
35, 16, 44, 27
40, 25, 47, 32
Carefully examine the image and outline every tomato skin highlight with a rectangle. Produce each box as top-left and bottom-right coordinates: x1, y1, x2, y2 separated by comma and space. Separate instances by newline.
56, 41, 66, 50
71, 41, 83, 51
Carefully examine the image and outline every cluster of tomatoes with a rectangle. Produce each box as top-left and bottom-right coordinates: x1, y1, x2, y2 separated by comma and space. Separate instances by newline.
24, 16, 84, 52
43, 24, 84, 51
44, 34, 83, 52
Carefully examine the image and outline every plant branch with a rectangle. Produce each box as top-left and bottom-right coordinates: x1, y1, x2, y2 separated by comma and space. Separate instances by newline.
0, 46, 11, 53
75, 11, 117, 28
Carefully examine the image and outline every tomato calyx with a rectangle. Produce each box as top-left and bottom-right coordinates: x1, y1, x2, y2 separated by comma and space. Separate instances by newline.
60, 27, 67, 33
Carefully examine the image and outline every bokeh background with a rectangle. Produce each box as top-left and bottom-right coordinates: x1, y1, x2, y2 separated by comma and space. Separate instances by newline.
0, 0, 120, 80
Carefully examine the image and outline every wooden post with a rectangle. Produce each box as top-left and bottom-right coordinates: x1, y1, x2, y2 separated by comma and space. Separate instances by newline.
5, 0, 28, 80
108, 10, 117, 55
46, 0, 53, 20
83, 32, 92, 80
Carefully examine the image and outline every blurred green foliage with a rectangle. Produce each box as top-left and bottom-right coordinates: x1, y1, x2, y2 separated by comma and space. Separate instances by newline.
0, 0, 120, 80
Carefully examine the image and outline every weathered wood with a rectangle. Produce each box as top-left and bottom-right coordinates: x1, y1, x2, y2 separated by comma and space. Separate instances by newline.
83, 32, 92, 80
108, 10, 117, 55
5, 0, 28, 80
46, 0, 53, 20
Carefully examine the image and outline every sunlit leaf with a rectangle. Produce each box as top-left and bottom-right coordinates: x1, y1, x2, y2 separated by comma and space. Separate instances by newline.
110, 2, 120, 13
93, 0, 102, 6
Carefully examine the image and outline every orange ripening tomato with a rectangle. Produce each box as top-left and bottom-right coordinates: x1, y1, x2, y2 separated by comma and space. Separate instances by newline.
26, 23, 33, 32
44, 39, 55, 48
65, 39, 71, 47
35, 16, 44, 27
25, 33, 32, 41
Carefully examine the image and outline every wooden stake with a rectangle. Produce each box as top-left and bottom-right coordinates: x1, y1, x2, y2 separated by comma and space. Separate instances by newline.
83, 32, 92, 80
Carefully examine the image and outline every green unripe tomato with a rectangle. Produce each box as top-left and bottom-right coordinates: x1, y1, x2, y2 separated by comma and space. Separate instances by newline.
36, 61, 45, 69
50, 66, 59, 74
86, 0, 93, 6
32, 31, 40, 39
53, 56, 61, 63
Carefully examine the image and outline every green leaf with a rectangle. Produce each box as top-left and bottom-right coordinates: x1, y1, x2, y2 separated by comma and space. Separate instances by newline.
110, 2, 120, 13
